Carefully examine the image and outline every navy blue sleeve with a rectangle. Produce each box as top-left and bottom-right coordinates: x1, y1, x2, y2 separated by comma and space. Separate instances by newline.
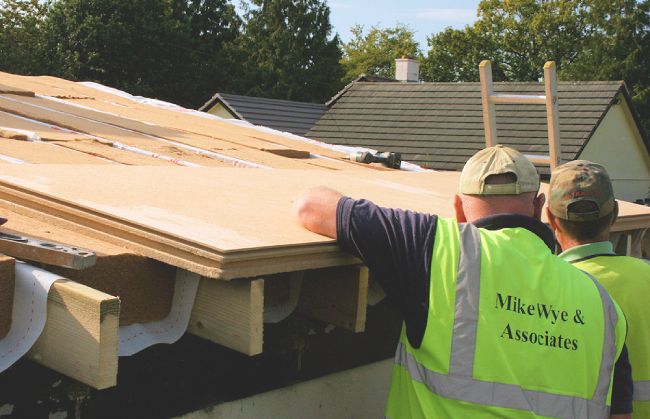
336, 197, 438, 348
611, 343, 633, 414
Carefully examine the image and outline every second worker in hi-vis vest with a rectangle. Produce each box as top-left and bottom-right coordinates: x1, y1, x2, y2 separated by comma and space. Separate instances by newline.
293, 145, 632, 418
547, 160, 648, 419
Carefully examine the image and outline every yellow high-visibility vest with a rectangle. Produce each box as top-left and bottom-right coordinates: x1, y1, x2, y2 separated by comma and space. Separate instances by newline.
574, 255, 650, 419
385, 218, 626, 419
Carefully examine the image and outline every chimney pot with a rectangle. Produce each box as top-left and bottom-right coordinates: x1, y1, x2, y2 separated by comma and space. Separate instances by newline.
395, 57, 420, 82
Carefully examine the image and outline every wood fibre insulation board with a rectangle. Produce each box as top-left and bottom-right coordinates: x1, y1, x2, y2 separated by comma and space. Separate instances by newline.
1, 165, 646, 280
0, 205, 175, 325
67, 96, 350, 160
0, 166, 454, 279
0, 254, 15, 339
0, 139, 113, 164
0, 96, 244, 167
0, 165, 650, 279
0, 72, 358, 162
17, 94, 285, 152
0, 72, 91, 99
0, 110, 89, 142
0, 94, 352, 170
49, 140, 177, 166
0, 73, 302, 153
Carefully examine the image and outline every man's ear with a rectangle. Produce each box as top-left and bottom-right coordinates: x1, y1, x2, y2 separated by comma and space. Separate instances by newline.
454, 194, 467, 222
533, 193, 546, 220
611, 201, 619, 226
546, 207, 559, 231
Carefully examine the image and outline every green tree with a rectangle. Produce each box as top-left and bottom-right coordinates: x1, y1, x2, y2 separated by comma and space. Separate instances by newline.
175, 0, 243, 105
423, 0, 586, 82
41, 0, 241, 107
422, 0, 650, 130
0, 0, 47, 75
562, 0, 650, 131
340, 24, 420, 83
237, 0, 343, 103
421, 26, 504, 82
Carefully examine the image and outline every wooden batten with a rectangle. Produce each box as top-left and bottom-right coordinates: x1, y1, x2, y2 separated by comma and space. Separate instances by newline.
0, 83, 33, 97
28, 279, 120, 389
188, 277, 264, 356
298, 265, 369, 333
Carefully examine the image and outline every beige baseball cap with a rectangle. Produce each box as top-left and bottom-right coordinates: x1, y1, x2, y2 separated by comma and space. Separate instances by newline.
459, 145, 540, 195
549, 160, 615, 221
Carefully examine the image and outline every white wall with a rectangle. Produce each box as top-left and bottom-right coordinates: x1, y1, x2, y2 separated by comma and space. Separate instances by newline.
176, 359, 393, 419
579, 96, 650, 202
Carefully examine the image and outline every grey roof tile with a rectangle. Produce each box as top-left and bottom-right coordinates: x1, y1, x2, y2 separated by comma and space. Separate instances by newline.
308, 81, 636, 174
200, 93, 327, 136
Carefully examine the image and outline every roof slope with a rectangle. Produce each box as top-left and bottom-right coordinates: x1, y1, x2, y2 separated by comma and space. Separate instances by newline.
200, 93, 327, 136
0, 71, 382, 172
308, 81, 636, 172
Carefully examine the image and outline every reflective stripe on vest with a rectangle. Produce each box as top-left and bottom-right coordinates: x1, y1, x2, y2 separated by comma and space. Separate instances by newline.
393, 223, 620, 419
636, 380, 650, 401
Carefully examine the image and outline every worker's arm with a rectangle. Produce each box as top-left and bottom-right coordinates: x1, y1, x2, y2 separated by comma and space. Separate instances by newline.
292, 186, 342, 238
294, 190, 438, 348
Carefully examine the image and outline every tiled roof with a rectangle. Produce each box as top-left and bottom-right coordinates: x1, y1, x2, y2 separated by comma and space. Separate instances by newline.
309, 81, 645, 173
200, 93, 327, 136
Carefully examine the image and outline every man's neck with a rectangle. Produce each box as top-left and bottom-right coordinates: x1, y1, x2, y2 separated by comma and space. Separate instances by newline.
558, 241, 615, 263
473, 213, 556, 251
557, 234, 610, 253
558, 237, 591, 252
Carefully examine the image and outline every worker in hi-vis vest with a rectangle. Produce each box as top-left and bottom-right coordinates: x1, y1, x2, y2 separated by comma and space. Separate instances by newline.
547, 160, 649, 418
293, 145, 632, 418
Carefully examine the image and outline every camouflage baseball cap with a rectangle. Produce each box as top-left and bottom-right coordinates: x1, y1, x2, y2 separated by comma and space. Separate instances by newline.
549, 160, 615, 221
459, 145, 540, 195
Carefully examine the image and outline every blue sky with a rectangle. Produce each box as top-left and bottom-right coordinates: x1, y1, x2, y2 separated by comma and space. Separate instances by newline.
328, 0, 482, 50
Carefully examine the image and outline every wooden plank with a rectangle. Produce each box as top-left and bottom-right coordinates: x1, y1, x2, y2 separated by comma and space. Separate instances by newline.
298, 265, 368, 332
28, 279, 120, 389
187, 277, 264, 356
262, 149, 310, 159
0, 83, 33, 97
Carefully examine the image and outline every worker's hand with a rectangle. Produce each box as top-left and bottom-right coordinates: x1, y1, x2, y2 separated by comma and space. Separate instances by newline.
292, 186, 342, 239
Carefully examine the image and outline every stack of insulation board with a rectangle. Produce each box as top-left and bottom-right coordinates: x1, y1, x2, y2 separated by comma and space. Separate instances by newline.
0, 70, 391, 346
0, 71, 430, 390
0, 72, 649, 391
2, 165, 648, 280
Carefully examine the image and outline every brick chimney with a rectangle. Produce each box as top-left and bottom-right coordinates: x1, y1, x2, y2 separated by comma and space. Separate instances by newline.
395, 56, 420, 82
